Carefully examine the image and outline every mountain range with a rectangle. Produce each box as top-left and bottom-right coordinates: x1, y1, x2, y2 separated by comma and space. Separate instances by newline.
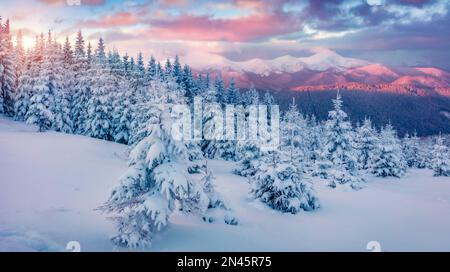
197, 49, 450, 136
200, 49, 450, 97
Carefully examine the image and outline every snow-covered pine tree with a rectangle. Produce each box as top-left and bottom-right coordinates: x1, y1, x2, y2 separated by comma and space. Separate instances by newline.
129, 52, 146, 98
321, 92, 363, 189
52, 37, 74, 133
146, 56, 157, 82
263, 91, 275, 107
182, 64, 197, 102
402, 132, 428, 168
100, 105, 209, 248
227, 77, 241, 105
201, 82, 221, 159
85, 69, 113, 140
25, 71, 54, 132
164, 58, 172, 81
305, 115, 322, 163
234, 140, 262, 177
251, 148, 319, 214
354, 118, 379, 171
13, 29, 26, 114
26, 32, 60, 132
111, 81, 133, 144
71, 31, 91, 134
215, 74, 226, 105
85, 38, 114, 140
431, 135, 450, 177
234, 88, 263, 177
280, 98, 309, 168
242, 84, 259, 106
0, 18, 17, 116
53, 89, 73, 133
172, 55, 182, 86
201, 162, 239, 225
14, 54, 35, 121
372, 123, 407, 178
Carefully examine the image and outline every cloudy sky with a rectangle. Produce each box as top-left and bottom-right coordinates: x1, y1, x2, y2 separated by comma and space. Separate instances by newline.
1, 0, 450, 69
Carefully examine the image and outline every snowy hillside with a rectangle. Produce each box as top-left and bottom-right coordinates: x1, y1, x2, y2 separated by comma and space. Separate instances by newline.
1, 116, 450, 252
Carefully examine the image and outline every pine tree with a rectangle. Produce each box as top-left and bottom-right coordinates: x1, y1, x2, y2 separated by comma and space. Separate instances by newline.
53, 89, 73, 133
172, 55, 182, 85
402, 132, 428, 168
242, 85, 259, 106
215, 74, 226, 104
26, 74, 54, 132
372, 123, 407, 178
86, 42, 93, 63
129, 52, 146, 98
71, 32, 90, 134
182, 64, 196, 102
164, 58, 172, 81
201, 163, 239, 225
111, 81, 133, 144
147, 56, 157, 81
95, 37, 106, 63
52, 37, 74, 133
201, 83, 221, 158
26, 32, 61, 132
0, 18, 17, 116
85, 64, 113, 140
355, 118, 379, 171
321, 92, 363, 189
234, 88, 262, 177
74, 30, 85, 60
280, 98, 309, 167
234, 141, 262, 177
263, 91, 275, 106
431, 135, 450, 177
251, 149, 319, 213
227, 78, 240, 105
100, 106, 209, 248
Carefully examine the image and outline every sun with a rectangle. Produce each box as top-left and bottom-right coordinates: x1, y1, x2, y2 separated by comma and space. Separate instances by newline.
22, 36, 35, 50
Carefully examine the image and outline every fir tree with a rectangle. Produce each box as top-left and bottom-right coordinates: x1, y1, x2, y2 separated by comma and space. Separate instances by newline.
147, 56, 157, 81
227, 78, 240, 105
321, 92, 363, 189
201, 163, 239, 225
402, 132, 428, 168
74, 30, 85, 60
215, 74, 226, 104
431, 135, 450, 177
355, 118, 379, 171
0, 18, 17, 116
280, 98, 309, 167
372, 123, 407, 178
85, 63, 113, 140
100, 106, 208, 248
251, 149, 319, 213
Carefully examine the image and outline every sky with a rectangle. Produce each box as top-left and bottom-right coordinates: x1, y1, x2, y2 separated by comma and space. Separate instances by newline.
1, 0, 450, 69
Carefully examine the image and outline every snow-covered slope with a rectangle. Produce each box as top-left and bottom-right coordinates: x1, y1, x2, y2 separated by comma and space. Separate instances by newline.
1, 117, 450, 251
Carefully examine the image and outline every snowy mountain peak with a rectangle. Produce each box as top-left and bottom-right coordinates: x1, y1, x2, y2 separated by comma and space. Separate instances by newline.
204, 49, 371, 76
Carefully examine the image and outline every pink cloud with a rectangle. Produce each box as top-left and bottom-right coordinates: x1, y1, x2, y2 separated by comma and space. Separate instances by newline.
77, 12, 140, 28
39, 0, 105, 5
146, 12, 299, 42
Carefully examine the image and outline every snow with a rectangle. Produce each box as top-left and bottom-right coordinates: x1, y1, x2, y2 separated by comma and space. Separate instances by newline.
203, 49, 370, 76
1, 116, 450, 251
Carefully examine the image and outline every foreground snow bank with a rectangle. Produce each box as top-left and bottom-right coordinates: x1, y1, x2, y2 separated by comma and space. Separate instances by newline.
1, 116, 450, 251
